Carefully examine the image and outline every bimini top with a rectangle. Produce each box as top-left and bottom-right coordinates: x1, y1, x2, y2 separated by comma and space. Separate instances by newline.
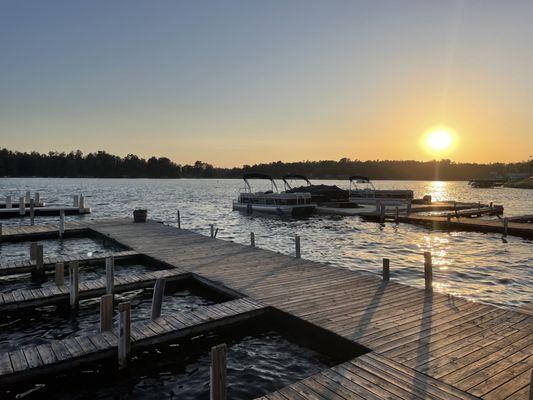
349, 175, 370, 182
282, 174, 311, 190
243, 173, 275, 181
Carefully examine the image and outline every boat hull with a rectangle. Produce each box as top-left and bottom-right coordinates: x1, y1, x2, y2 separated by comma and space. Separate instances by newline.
232, 202, 316, 217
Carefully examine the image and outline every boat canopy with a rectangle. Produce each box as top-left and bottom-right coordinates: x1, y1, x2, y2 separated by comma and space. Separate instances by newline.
349, 175, 370, 182
242, 173, 278, 192
282, 174, 311, 190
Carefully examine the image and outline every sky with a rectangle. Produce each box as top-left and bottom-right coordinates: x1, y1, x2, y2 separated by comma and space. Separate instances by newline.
0, 1, 532, 167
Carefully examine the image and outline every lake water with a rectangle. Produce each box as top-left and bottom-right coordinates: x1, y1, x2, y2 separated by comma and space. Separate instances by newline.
1, 178, 532, 310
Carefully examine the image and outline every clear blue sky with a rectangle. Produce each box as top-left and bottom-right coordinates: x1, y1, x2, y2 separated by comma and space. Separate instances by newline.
1, 1, 531, 166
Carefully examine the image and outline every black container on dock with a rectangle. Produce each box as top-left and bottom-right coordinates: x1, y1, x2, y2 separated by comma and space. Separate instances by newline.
133, 209, 147, 223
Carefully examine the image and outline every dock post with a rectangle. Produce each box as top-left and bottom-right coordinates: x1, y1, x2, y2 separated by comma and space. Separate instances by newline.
490, 201, 493, 209
423, 252, 433, 291
395, 207, 399, 223
250, 232, 255, 247
406, 201, 412, 215
295, 235, 301, 259
30, 242, 38, 262
177, 210, 181, 229
382, 258, 390, 281
35, 192, 40, 206
118, 302, 131, 369
59, 210, 65, 238
69, 261, 80, 309
73, 195, 79, 208
210, 224, 215, 238
19, 196, 25, 216
0, 223, 2, 241
454, 201, 458, 218
210, 343, 227, 400
100, 294, 113, 332
79, 194, 85, 212
379, 204, 386, 223
105, 256, 115, 296
151, 278, 166, 320
30, 199, 35, 226
25, 191, 31, 204
34, 244, 44, 277
503, 217, 508, 237
55, 262, 65, 286
6, 195, 12, 208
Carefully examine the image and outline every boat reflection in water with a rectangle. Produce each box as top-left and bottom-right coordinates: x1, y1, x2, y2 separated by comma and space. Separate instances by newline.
232, 173, 316, 217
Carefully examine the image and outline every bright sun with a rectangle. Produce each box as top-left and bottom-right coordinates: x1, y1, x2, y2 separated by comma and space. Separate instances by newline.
425, 128, 453, 151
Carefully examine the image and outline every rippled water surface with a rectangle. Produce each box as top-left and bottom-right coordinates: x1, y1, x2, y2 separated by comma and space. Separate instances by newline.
1, 178, 531, 309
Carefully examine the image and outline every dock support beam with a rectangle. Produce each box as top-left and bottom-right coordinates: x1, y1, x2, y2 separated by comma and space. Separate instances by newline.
210, 343, 227, 400
29, 199, 35, 226
295, 235, 301, 259
55, 262, 65, 286
19, 197, 25, 216
424, 252, 433, 291
250, 232, 255, 247
118, 302, 131, 369
105, 256, 115, 296
382, 258, 390, 282
177, 210, 181, 229
100, 294, 113, 332
69, 261, 79, 309
151, 278, 166, 320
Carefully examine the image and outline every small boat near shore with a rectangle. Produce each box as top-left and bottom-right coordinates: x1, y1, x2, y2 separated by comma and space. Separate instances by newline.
232, 173, 316, 217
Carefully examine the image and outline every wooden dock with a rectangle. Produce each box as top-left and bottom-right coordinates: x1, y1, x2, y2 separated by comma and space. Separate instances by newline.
0, 205, 91, 219
0, 219, 531, 399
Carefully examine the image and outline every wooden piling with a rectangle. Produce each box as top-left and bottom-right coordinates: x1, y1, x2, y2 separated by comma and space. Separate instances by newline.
210, 224, 215, 238
54, 262, 65, 286
382, 258, 390, 281
295, 235, 301, 259
59, 210, 65, 238
177, 210, 181, 229
25, 191, 31, 204
503, 217, 508, 237
30, 242, 38, 263
151, 278, 166, 320
210, 343, 227, 400
35, 192, 40, 206
424, 252, 433, 291
105, 256, 115, 296
100, 294, 113, 332
6, 195, 12, 209
73, 195, 79, 208
79, 194, 85, 212
395, 207, 399, 223
29, 199, 35, 226
250, 232, 255, 247
34, 244, 44, 277
0, 223, 2, 241
19, 196, 25, 216
379, 204, 386, 223
118, 302, 131, 369
69, 261, 80, 309
406, 201, 412, 215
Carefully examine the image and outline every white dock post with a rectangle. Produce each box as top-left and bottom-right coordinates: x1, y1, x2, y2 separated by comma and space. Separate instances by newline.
29, 199, 35, 226
6, 195, 11, 208
100, 294, 113, 332
59, 210, 65, 238
25, 191, 31, 204
73, 195, 79, 208
503, 217, 508, 237
210, 224, 215, 238
35, 192, 40, 206
118, 302, 131, 369
69, 261, 80, 309
151, 278, 166, 320
79, 194, 85, 212
177, 210, 181, 229
105, 256, 115, 295
250, 232, 255, 247
295, 235, 301, 259
19, 196, 25, 216
382, 258, 390, 281
210, 343, 227, 400
55, 262, 65, 286
424, 252, 433, 291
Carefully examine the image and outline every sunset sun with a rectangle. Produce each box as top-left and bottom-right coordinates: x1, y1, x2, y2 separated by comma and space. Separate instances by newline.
424, 127, 455, 152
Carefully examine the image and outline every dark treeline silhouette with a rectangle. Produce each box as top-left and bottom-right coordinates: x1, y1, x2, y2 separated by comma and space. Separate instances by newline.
0, 148, 530, 180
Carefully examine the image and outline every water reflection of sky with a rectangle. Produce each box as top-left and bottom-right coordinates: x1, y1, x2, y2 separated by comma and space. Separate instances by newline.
1, 178, 531, 310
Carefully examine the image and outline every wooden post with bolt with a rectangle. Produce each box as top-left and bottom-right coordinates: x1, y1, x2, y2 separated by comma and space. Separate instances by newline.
424, 252, 433, 291
382, 258, 390, 282
69, 261, 80, 309
100, 294, 113, 332
105, 256, 115, 296
55, 262, 65, 286
30, 199, 35, 226
295, 235, 301, 259
210, 344, 227, 400
118, 302, 131, 369
250, 232, 255, 247
19, 196, 25, 216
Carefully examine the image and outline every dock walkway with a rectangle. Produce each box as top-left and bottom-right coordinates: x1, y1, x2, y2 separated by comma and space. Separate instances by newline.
0, 219, 531, 399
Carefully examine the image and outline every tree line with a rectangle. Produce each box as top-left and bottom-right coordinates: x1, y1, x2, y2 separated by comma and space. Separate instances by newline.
0, 148, 530, 180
